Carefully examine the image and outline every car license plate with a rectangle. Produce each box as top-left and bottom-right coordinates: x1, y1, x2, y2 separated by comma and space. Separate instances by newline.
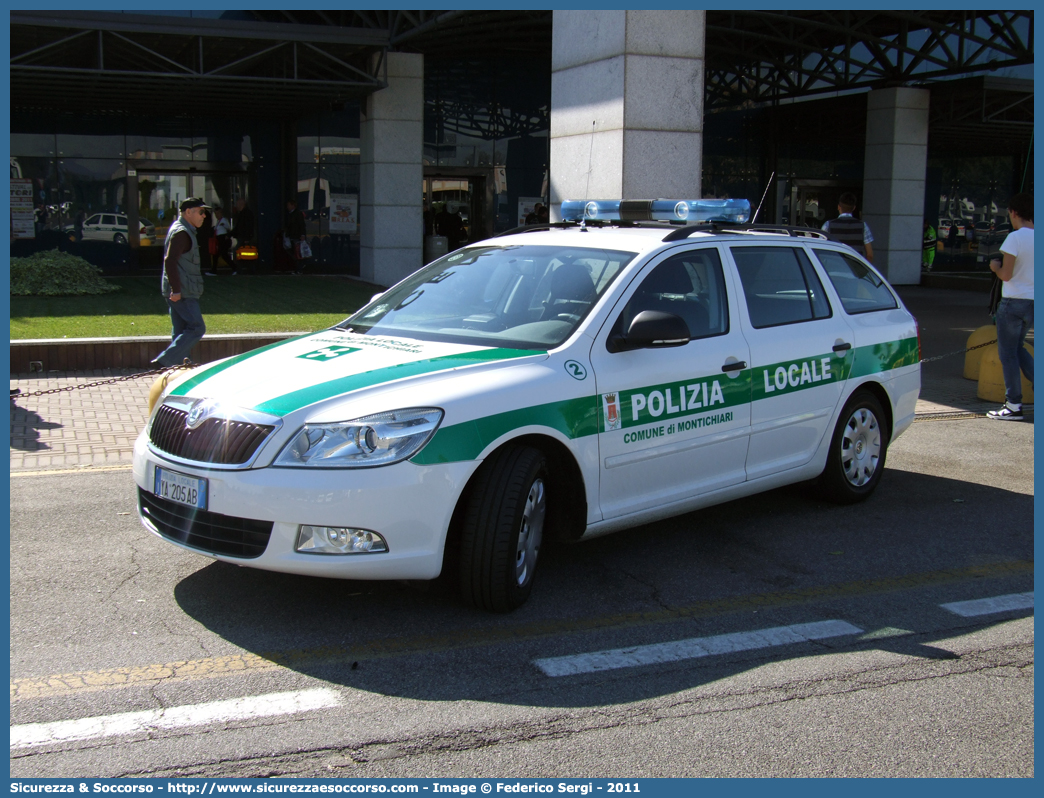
154, 466, 207, 510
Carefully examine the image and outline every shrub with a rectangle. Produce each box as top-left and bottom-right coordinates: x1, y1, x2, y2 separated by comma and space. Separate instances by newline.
10, 250, 121, 296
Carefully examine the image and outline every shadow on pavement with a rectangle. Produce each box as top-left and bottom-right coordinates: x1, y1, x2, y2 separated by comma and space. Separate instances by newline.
173, 468, 1033, 708
9, 404, 63, 451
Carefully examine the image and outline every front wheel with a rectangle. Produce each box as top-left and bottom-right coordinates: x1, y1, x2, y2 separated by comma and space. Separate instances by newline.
459, 445, 548, 612
817, 390, 888, 504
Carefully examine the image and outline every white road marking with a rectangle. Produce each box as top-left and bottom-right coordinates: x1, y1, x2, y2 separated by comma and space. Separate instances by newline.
10, 688, 341, 749
533, 620, 863, 677
940, 592, 1034, 618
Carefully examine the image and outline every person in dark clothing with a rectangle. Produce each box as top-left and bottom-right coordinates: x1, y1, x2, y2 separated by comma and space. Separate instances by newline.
423, 200, 434, 236
821, 192, 875, 262
286, 197, 307, 274
231, 198, 257, 274
197, 207, 215, 274
232, 198, 256, 244
151, 197, 209, 367
525, 203, 544, 225
434, 203, 466, 251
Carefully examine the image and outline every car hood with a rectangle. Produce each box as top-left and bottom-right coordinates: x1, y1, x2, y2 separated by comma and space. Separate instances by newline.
166, 329, 544, 417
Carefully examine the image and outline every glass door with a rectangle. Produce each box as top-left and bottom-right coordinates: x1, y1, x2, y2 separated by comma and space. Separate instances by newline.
423, 174, 488, 248
134, 172, 250, 267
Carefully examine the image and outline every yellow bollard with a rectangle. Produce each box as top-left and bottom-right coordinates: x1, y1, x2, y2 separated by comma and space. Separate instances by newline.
976, 343, 1034, 403
147, 371, 173, 414
963, 325, 998, 380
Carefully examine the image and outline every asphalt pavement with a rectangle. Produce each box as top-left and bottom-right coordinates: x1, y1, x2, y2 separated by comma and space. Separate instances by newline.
8, 285, 1034, 778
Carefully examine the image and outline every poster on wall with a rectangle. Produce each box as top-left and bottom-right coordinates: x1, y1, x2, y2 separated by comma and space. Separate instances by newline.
11, 178, 35, 239
518, 196, 543, 227
329, 194, 358, 235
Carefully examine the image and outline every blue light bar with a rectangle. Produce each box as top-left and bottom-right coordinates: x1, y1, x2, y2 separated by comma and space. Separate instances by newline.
560, 198, 751, 224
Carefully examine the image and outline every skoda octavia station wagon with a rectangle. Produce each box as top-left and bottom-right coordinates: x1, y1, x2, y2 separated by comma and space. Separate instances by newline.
135, 198, 920, 611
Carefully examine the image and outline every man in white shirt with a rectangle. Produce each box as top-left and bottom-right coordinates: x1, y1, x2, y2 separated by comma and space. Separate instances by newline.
987, 193, 1034, 420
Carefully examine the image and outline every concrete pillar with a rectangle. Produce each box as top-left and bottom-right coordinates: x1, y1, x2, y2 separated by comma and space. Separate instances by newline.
862, 87, 930, 285
361, 52, 423, 288
549, 10, 705, 220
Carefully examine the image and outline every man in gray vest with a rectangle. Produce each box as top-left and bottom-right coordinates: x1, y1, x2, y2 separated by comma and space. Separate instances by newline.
822, 192, 875, 262
151, 197, 210, 366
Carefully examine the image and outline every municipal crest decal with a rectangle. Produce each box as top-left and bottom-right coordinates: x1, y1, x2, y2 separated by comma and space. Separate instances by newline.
602, 392, 622, 431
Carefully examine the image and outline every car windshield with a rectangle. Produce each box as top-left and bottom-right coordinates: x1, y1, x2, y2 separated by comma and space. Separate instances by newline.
337, 244, 637, 349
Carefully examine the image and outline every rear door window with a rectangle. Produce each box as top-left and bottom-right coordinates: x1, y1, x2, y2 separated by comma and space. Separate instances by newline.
812, 248, 898, 314
730, 246, 831, 328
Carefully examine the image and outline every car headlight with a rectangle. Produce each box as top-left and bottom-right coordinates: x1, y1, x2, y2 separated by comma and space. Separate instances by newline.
274, 408, 443, 468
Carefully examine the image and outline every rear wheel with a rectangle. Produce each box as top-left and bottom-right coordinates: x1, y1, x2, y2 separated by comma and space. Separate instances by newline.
459, 445, 547, 612
113, 232, 127, 246
818, 390, 888, 504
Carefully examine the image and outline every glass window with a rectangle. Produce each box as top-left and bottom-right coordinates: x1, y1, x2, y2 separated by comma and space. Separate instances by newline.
11, 134, 56, 157
318, 108, 361, 164
614, 249, 729, 341
126, 135, 193, 160
341, 244, 636, 349
58, 159, 127, 225
56, 134, 124, 158
731, 246, 832, 328
813, 248, 898, 314
14, 157, 61, 232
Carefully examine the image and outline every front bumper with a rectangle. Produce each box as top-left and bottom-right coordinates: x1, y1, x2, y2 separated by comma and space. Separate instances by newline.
133, 432, 478, 580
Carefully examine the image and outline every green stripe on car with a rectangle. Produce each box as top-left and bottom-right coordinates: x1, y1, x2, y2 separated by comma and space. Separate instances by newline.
171, 335, 308, 396
255, 347, 544, 416
413, 336, 917, 464
849, 336, 919, 378
411, 396, 599, 465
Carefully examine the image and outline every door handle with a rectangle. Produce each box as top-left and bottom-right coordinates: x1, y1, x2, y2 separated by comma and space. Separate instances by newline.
832, 342, 852, 353
721, 361, 747, 373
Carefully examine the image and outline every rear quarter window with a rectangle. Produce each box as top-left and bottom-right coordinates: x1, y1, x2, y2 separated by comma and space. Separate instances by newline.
812, 248, 898, 314
730, 245, 831, 329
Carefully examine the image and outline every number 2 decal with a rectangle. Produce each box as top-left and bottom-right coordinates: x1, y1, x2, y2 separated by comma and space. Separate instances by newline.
564, 360, 587, 380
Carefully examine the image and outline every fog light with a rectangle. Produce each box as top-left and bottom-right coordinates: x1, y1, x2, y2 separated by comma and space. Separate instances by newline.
296, 525, 388, 555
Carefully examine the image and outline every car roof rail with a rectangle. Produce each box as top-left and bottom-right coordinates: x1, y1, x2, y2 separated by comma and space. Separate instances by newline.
662, 223, 832, 242
494, 222, 576, 237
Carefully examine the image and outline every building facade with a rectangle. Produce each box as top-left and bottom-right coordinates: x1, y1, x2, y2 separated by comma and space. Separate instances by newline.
10, 10, 1033, 287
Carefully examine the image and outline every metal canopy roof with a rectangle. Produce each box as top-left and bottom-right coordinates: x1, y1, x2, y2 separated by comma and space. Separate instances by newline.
704, 10, 1033, 111
10, 11, 390, 118
10, 10, 1033, 129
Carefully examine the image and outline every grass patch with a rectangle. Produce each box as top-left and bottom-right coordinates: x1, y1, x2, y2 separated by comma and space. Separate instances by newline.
10, 275, 380, 339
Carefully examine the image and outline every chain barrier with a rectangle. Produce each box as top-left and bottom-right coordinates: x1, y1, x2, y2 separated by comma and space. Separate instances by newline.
10, 362, 195, 401
919, 338, 997, 365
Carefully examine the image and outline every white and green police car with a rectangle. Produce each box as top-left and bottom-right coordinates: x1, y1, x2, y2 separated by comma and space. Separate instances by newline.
134, 198, 920, 612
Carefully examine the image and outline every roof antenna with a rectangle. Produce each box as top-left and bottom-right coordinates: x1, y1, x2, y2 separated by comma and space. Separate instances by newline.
580, 120, 595, 232
751, 171, 776, 224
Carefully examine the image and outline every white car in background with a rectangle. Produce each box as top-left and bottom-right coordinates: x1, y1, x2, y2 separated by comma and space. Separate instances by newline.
65, 213, 157, 246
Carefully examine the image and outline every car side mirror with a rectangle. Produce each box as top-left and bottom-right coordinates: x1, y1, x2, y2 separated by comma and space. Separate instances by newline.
369, 292, 385, 304
607, 310, 690, 353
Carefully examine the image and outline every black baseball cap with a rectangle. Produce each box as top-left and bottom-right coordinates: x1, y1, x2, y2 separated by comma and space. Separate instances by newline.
179, 197, 212, 212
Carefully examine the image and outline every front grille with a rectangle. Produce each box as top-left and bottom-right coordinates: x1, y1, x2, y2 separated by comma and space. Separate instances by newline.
139, 487, 273, 559
150, 404, 274, 465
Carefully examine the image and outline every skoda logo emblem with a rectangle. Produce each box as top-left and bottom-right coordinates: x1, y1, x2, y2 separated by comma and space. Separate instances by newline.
186, 398, 217, 429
